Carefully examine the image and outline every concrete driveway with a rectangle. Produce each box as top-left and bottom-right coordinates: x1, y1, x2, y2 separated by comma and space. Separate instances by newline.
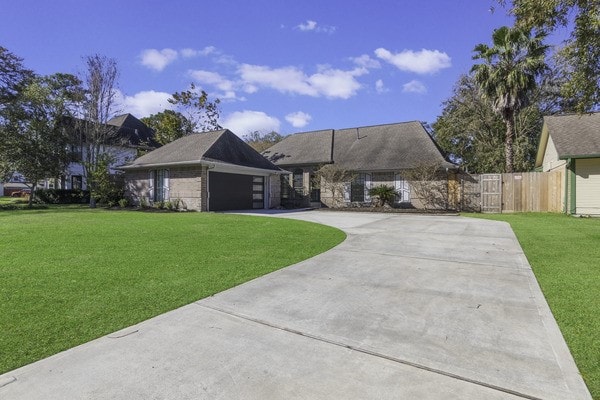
0, 211, 591, 399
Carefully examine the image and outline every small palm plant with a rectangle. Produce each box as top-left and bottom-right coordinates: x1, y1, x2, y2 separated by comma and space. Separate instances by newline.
368, 185, 398, 207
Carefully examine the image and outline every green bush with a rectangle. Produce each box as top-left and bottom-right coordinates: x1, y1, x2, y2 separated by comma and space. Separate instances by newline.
35, 189, 90, 204
118, 198, 128, 208
368, 185, 398, 207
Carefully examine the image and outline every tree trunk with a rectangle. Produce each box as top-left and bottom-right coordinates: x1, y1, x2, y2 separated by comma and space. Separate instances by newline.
28, 183, 36, 207
504, 111, 515, 173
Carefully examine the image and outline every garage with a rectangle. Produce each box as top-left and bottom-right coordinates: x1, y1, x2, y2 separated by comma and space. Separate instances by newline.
209, 172, 265, 211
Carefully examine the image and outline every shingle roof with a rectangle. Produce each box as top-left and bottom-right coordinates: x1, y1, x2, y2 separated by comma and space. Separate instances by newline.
333, 122, 454, 171
262, 121, 454, 170
123, 129, 281, 171
545, 113, 600, 158
107, 113, 158, 148
262, 129, 334, 166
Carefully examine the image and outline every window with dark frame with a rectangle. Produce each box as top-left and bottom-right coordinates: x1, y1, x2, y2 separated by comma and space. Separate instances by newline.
351, 173, 365, 202
252, 176, 264, 209
153, 169, 167, 202
71, 175, 83, 190
310, 172, 320, 202
293, 169, 304, 198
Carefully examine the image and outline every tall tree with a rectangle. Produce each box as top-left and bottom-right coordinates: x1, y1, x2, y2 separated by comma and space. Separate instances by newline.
499, 0, 600, 112
141, 110, 194, 145
0, 73, 83, 205
434, 72, 558, 173
1, 46, 34, 180
168, 83, 221, 133
472, 26, 547, 172
0, 46, 33, 110
243, 130, 284, 152
78, 55, 121, 208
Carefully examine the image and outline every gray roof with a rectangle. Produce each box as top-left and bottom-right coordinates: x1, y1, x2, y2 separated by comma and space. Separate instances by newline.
545, 113, 600, 158
263, 121, 454, 171
333, 122, 453, 171
262, 129, 334, 166
123, 130, 281, 171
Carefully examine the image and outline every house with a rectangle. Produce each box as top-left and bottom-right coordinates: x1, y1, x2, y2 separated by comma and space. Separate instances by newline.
121, 129, 285, 211
38, 113, 157, 191
535, 112, 600, 215
262, 121, 456, 209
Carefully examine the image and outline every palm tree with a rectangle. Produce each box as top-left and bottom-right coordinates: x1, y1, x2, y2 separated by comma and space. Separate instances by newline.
472, 26, 547, 172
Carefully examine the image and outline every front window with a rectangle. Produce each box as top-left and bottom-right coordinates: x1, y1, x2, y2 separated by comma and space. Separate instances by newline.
310, 173, 320, 202
153, 169, 169, 202
351, 173, 365, 202
293, 169, 304, 197
71, 175, 83, 190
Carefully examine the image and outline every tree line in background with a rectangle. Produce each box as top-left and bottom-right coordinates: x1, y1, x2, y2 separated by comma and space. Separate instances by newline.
434, 0, 598, 173
0, 46, 222, 207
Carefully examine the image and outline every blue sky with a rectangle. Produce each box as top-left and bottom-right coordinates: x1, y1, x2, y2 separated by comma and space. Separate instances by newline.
2, 0, 521, 136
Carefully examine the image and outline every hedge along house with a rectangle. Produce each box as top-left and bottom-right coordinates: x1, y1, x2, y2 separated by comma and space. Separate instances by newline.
535, 112, 600, 215
262, 121, 456, 209
121, 129, 285, 211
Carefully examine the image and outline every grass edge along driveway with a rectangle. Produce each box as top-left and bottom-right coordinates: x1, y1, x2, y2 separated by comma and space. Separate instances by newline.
465, 213, 599, 399
0, 208, 345, 374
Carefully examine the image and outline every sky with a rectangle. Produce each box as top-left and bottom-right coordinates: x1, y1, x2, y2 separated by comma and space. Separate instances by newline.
1, 0, 526, 137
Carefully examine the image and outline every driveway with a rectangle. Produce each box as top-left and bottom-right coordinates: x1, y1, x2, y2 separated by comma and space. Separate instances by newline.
0, 211, 591, 399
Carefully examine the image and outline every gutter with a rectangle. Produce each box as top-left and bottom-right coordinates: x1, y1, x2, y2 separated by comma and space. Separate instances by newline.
119, 159, 289, 175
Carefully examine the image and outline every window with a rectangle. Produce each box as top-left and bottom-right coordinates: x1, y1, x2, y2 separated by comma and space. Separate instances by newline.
152, 169, 169, 202
252, 176, 264, 209
71, 175, 83, 190
280, 174, 291, 199
351, 174, 365, 202
394, 173, 410, 203
310, 173, 320, 202
293, 169, 304, 197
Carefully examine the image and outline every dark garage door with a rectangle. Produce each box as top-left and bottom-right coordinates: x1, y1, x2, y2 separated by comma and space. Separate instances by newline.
209, 172, 264, 211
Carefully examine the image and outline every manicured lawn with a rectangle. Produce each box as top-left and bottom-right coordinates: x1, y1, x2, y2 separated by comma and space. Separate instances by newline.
466, 213, 599, 398
0, 208, 345, 374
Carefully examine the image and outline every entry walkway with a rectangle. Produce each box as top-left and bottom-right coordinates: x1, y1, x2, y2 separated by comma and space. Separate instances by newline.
0, 211, 591, 399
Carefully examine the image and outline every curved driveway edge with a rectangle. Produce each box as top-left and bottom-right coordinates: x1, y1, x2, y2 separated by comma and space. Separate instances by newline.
0, 211, 592, 399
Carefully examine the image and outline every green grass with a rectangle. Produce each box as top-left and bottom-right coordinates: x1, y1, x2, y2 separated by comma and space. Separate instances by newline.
465, 213, 599, 398
0, 208, 345, 374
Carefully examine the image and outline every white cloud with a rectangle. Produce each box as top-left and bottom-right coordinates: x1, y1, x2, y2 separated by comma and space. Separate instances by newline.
285, 111, 312, 128
220, 110, 281, 136
189, 70, 234, 92
297, 20, 318, 31
352, 54, 381, 69
402, 80, 427, 94
115, 90, 173, 117
238, 64, 365, 99
375, 48, 451, 74
296, 20, 336, 34
181, 46, 216, 58
139, 48, 178, 71
375, 79, 388, 93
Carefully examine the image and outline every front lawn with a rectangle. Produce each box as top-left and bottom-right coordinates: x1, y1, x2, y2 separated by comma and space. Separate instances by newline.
0, 208, 345, 374
466, 213, 599, 398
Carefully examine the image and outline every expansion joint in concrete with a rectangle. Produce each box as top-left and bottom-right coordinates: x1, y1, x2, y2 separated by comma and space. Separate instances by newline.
196, 303, 544, 400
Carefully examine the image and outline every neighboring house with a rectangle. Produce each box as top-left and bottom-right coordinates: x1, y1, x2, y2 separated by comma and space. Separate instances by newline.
121, 129, 285, 211
40, 113, 157, 191
262, 121, 456, 209
535, 112, 600, 215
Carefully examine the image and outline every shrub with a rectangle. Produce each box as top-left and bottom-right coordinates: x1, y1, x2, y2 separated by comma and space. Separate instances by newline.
118, 198, 128, 208
35, 189, 90, 204
368, 185, 398, 207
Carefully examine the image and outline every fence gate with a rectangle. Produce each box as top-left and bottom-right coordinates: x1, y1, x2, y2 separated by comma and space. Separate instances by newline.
481, 174, 502, 213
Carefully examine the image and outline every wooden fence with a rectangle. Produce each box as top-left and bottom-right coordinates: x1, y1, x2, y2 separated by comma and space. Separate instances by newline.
458, 171, 563, 213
